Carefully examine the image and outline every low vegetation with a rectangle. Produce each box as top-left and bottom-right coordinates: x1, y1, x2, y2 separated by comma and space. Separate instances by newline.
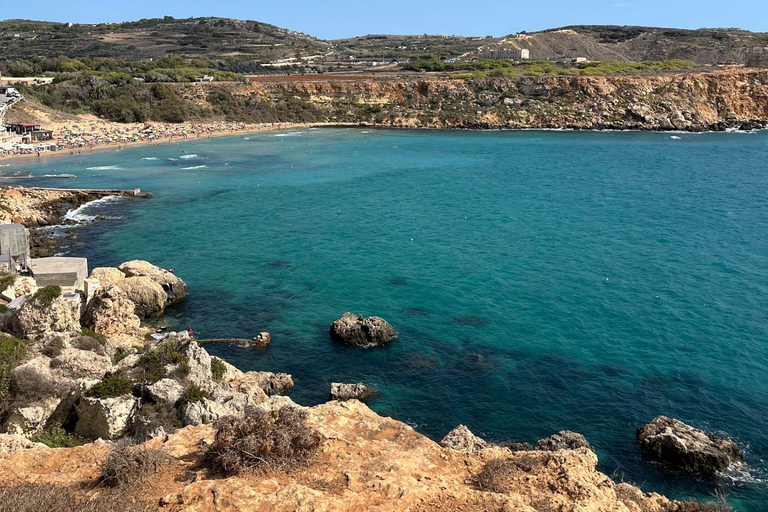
31, 285, 62, 307
181, 384, 209, 403
206, 406, 323, 475
0, 483, 154, 512
99, 443, 169, 488
0, 272, 15, 290
210, 358, 226, 382
87, 374, 133, 399
81, 327, 106, 342
472, 458, 519, 493
140, 338, 189, 383
32, 425, 87, 448
0, 334, 28, 397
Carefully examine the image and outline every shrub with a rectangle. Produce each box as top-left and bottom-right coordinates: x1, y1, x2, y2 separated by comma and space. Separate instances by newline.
99, 443, 169, 488
31, 286, 62, 307
206, 406, 323, 475
140, 339, 189, 383
472, 458, 519, 493
81, 327, 107, 343
181, 384, 209, 403
87, 374, 133, 399
211, 357, 226, 382
0, 272, 15, 290
0, 334, 27, 396
0, 483, 154, 512
112, 348, 129, 364
32, 425, 87, 448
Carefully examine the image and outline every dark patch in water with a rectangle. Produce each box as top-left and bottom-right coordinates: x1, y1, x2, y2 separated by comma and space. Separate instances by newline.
389, 277, 409, 286
402, 307, 429, 317
456, 352, 501, 373
397, 351, 441, 372
453, 315, 491, 327
304, 282, 316, 292
267, 260, 293, 269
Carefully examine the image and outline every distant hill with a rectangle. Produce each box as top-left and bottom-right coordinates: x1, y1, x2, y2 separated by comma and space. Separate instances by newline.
0, 17, 330, 61
1, 18, 766, 66
477, 26, 768, 64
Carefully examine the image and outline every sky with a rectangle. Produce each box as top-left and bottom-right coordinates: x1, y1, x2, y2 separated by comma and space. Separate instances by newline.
2, 0, 766, 39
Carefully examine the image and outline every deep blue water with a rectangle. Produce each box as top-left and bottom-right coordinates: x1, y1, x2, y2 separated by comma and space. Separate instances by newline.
7, 128, 768, 509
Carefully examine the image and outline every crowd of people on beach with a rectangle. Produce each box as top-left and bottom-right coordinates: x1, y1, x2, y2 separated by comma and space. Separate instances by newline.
0, 121, 300, 158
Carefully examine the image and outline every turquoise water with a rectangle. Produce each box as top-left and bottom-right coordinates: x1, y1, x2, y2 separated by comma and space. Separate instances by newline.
10, 128, 768, 509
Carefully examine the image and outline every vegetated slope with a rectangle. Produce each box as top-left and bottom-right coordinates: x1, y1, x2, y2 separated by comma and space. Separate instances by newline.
332, 34, 498, 60
481, 26, 768, 64
0, 17, 330, 61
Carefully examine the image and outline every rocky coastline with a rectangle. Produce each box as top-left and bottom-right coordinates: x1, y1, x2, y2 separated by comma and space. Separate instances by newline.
0, 183, 746, 510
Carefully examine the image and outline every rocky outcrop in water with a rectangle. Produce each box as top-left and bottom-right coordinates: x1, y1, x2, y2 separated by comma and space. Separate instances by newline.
536, 430, 594, 453
637, 416, 745, 476
118, 260, 188, 305
329, 312, 397, 348
329, 382, 374, 401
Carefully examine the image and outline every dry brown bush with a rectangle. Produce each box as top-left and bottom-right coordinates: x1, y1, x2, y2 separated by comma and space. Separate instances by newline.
99, 442, 169, 488
0, 483, 154, 512
206, 405, 323, 476
472, 458, 519, 493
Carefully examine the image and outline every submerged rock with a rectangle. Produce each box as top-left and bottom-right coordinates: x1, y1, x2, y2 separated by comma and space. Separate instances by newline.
536, 431, 594, 452
330, 382, 374, 401
118, 260, 187, 305
439, 424, 489, 453
329, 312, 397, 348
636, 416, 744, 476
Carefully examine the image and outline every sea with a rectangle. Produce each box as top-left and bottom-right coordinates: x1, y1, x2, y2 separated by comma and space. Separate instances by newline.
5, 128, 768, 510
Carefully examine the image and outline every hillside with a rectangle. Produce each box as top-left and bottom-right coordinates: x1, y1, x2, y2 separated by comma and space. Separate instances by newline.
477, 26, 768, 65
0, 17, 330, 61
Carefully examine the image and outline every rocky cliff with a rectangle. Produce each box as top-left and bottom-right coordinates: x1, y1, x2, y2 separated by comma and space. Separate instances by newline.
217, 68, 768, 131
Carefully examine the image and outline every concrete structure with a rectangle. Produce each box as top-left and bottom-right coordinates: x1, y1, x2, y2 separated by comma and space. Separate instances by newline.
6, 123, 40, 135
490, 48, 530, 61
29, 257, 88, 294
0, 224, 30, 274
747, 47, 768, 67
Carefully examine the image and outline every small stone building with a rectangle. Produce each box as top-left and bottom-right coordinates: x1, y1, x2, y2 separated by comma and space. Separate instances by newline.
0, 223, 30, 274
29, 257, 88, 295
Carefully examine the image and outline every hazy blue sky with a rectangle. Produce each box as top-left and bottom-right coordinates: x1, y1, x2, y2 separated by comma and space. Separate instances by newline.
3, 0, 766, 39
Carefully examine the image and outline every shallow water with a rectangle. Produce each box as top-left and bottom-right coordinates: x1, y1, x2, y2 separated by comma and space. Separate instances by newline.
8, 128, 768, 509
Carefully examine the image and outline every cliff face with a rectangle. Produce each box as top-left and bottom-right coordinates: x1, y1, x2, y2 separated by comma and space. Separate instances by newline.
0, 399, 674, 512
240, 69, 768, 131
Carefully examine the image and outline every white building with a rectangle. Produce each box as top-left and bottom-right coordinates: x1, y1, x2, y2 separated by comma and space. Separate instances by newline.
490, 48, 530, 61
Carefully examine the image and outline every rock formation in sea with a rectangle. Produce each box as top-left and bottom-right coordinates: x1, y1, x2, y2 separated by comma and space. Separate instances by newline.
637, 415, 745, 476
329, 312, 397, 348
329, 382, 374, 401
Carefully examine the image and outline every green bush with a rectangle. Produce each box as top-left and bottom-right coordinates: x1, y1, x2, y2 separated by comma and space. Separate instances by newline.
112, 348, 129, 365
211, 358, 226, 382
32, 425, 86, 448
0, 334, 28, 396
31, 286, 62, 307
81, 327, 107, 343
87, 374, 133, 399
140, 339, 189, 383
181, 385, 209, 403
0, 272, 15, 290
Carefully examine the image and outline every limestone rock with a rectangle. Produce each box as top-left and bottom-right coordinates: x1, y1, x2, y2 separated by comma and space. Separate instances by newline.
330, 382, 374, 401
226, 375, 269, 404
7, 276, 36, 299
119, 276, 168, 318
75, 395, 140, 440
89, 267, 125, 287
251, 331, 271, 347
11, 350, 109, 398
536, 431, 594, 452
118, 260, 187, 305
236, 371, 293, 396
0, 434, 47, 454
180, 398, 232, 426
50, 348, 112, 382
215, 358, 244, 382
4, 397, 61, 435
179, 340, 213, 389
636, 416, 744, 476
147, 378, 185, 406
439, 424, 489, 453
13, 294, 80, 343
82, 286, 142, 348
329, 312, 397, 348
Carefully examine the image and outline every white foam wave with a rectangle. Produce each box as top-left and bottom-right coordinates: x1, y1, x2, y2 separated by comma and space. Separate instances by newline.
182, 165, 208, 170
141, 157, 159, 161
272, 131, 305, 137
670, 136, 682, 140
63, 195, 120, 223
180, 154, 199, 159
86, 165, 121, 171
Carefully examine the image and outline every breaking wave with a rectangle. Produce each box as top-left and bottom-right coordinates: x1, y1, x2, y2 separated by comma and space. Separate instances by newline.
86, 165, 121, 171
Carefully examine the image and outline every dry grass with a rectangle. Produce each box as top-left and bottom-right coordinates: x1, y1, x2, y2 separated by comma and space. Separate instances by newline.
206, 406, 323, 476
99, 442, 169, 488
0, 483, 154, 512
472, 458, 519, 493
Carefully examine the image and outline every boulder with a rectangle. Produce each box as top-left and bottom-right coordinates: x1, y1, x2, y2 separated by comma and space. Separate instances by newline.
11, 350, 109, 398
3, 397, 61, 435
89, 267, 126, 288
81, 286, 142, 348
215, 358, 244, 382
0, 434, 47, 454
118, 260, 187, 305
13, 294, 81, 343
536, 431, 594, 452
8, 276, 36, 299
236, 371, 293, 396
50, 348, 112, 382
439, 424, 489, 453
75, 395, 140, 440
119, 276, 168, 318
636, 416, 744, 476
330, 382, 374, 401
146, 378, 185, 406
329, 312, 397, 348
251, 332, 271, 347
134, 418, 167, 443
180, 398, 233, 426
179, 340, 213, 389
